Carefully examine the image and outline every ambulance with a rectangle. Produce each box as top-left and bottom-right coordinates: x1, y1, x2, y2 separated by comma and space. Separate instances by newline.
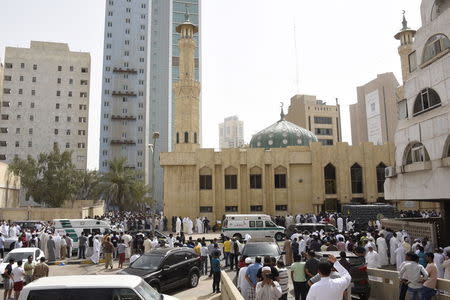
222, 214, 285, 241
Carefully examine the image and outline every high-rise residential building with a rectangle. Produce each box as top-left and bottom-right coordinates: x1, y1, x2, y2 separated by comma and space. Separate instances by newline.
385, 0, 449, 239
285, 94, 342, 146
0, 41, 90, 169
99, 0, 201, 209
349, 73, 400, 146
219, 116, 244, 149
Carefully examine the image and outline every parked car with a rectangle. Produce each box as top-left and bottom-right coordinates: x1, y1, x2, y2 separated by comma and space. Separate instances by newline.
3, 236, 18, 251
0, 247, 45, 285
241, 238, 283, 261
314, 251, 359, 266
285, 223, 337, 238
120, 247, 201, 293
19, 275, 178, 300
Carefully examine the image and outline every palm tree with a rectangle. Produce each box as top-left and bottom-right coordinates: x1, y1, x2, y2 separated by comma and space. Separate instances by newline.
98, 157, 152, 210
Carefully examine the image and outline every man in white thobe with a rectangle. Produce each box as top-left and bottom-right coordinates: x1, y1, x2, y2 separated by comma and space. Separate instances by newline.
122, 232, 132, 259
395, 245, 406, 271
346, 220, 354, 231
337, 217, 343, 233
176, 217, 181, 234
256, 267, 282, 300
365, 246, 381, 268
237, 257, 252, 300
182, 217, 188, 233
389, 234, 399, 265
187, 218, 193, 235
90, 236, 101, 264
376, 234, 389, 266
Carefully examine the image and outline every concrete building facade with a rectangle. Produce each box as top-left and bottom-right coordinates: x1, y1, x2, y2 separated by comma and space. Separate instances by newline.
219, 116, 244, 149
384, 0, 450, 213
285, 94, 342, 146
99, 0, 201, 209
0, 162, 20, 208
0, 41, 90, 169
350, 73, 400, 145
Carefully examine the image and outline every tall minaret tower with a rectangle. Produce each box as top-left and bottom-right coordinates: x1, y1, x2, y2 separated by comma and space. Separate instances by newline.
394, 11, 416, 83
173, 6, 201, 152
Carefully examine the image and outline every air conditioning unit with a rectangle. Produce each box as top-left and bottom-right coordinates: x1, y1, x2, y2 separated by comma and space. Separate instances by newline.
385, 166, 397, 178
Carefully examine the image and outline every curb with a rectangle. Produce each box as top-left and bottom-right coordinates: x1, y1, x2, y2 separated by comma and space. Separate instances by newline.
48, 259, 106, 266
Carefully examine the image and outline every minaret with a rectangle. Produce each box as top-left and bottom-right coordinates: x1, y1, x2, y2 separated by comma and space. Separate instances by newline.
394, 11, 416, 83
173, 6, 201, 152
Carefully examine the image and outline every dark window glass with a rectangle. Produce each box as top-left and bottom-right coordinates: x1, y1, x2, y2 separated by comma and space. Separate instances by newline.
274, 174, 286, 188
250, 174, 262, 189
324, 163, 336, 194
350, 163, 363, 194
250, 206, 263, 212
249, 221, 255, 228
275, 205, 288, 211
176, 132, 179, 144
376, 163, 387, 193
194, 132, 197, 143
113, 289, 141, 300
314, 116, 332, 124
199, 175, 212, 190
225, 206, 238, 212
184, 132, 189, 143
27, 290, 66, 300
413, 88, 441, 116
199, 206, 212, 213
225, 175, 237, 189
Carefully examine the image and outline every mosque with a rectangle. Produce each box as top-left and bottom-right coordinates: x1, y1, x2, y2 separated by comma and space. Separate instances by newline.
160, 11, 394, 221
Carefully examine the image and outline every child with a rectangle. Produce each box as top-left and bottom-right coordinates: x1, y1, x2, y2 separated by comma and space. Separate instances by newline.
117, 239, 127, 269
211, 252, 221, 293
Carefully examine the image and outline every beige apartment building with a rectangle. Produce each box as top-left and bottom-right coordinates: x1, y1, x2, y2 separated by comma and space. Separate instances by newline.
219, 116, 244, 149
0, 41, 90, 169
349, 73, 400, 146
285, 94, 342, 146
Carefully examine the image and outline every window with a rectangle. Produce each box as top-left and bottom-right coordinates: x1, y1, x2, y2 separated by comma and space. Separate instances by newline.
28, 141, 32, 147
376, 162, 386, 193
5, 63, 12, 69
20, 76, 23, 81
3, 88, 11, 95
55, 116, 59, 122
56, 103, 60, 109
225, 206, 238, 212
33, 64, 37, 70
250, 205, 263, 212
65, 142, 70, 149
199, 206, 213, 213
408, 51, 417, 72
184, 132, 189, 143
250, 174, 262, 189
275, 174, 286, 188
28, 128, 32, 134
78, 143, 86, 148
56, 91, 61, 96
319, 139, 334, 146
422, 34, 450, 64
1, 115, 9, 120
398, 99, 408, 119
67, 117, 71, 122
314, 116, 332, 124
14, 141, 19, 147
58, 66, 62, 71
0, 128, 7, 133
324, 163, 336, 194
3, 75, 11, 81
30, 102, 35, 108
315, 128, 333, 135
194, 133, 197, 144
17, 115, 22, 120
68, 91, 72, 97
413, 88, 441, 116
225, 175, 237, 189
66, 130, 71, 135
54, 129, 58, 135
31, 90, 35, 96
404, 142, 430, 164
0, 155, 5, 160
29, 115, 34, 121
18, 89, 22, 95
176, 132, 179, 144
57, 78, 61, 84
350, 163, 363, 194
81, 67, 88, 73
199, 175, 212, 190
275, 205, 288, 211
2, 101, 9, 107
69, 79, 73, 84
32, 76, 36, 83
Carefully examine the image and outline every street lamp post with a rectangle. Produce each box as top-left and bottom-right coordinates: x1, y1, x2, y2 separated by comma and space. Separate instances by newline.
149, 132, 160, 237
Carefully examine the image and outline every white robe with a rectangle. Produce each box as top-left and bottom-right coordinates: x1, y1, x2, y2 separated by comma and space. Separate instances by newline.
394, 246, 406, 271
176, 218, 181, 234
376, 220, 382, 231
187, 218, 193, 235
434, 253, 445, 278
237, 266, 251, 300
90, 238, 101, 264
182, 218, 189, 233
376, 237, 389, 266
122, 234, 132, 258
389, 237, 398, 265
366, 250, 381, 268
337, 217, 344, 232
346, 221, 354, 231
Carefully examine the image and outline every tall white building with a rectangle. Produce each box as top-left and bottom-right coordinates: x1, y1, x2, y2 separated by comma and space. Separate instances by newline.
99, 0, 201, 209
384, 0, 449, 240
0, 41, 90, 170
219, 116, 244, 149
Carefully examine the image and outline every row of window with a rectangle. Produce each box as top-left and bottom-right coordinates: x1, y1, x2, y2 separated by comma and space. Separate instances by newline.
3, 89, 88, 98
0, 141, 86, 148
4, 63, 88, 73
3, 76, 88, 86
403, 138, 450, 165
408, 33, 450, 73
199, 205, 288, 213
313, 116, 332, 124
315, 128, 333, 135
199, 173, 287, 190
176, 132, 198, 144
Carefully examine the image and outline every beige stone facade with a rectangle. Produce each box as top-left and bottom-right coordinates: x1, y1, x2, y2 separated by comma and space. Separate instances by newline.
286, 94, 342, 146
0, 162, 20, 208
161, 142, 394, 220
349, 73, 400, 146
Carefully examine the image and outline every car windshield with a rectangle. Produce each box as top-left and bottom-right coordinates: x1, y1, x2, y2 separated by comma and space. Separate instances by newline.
4, 252, 31, 262
130, 254, 163, 270
243, 243, 280, 257
135, 281, 161, 299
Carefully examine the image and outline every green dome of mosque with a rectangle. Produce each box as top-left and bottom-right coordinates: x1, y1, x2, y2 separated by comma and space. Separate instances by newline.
249, 109, 318, 149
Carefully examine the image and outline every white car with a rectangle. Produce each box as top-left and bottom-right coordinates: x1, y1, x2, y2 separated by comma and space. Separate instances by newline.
0, 247, 45, 285
19, 275, 178, 300
3, 236, 18, 251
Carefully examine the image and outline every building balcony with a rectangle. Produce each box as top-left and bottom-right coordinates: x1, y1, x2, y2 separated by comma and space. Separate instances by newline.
111, 115, 136, 121
401, 161, 432, 173
113, 67, 137, 74
112, 91, 137, 97
110, 139, 136, 145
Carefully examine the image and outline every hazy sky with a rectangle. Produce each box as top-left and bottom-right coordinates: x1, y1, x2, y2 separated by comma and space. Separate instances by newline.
0, 0, 422, 170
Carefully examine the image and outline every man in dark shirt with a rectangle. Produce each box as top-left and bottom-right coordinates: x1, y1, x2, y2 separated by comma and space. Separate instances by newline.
256, 255, 279, 281
309, 236, 321, 252
305, 250, 319, 280
78, 233, 87, 259
291, 238, 300, 261
110, 233, 119, 259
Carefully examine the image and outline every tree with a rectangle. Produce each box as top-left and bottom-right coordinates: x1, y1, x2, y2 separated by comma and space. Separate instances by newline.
97, 157, 152, 210
76, 170, 101, 201
9, 144, 81, 207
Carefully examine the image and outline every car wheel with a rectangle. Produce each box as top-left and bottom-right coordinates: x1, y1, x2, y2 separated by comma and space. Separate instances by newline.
9, 243, 15, 251
275, 232, 284, 241
233, 233, 242, 240
188, 271, 199, 288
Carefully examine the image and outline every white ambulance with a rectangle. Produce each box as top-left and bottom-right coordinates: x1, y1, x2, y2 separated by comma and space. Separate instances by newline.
222, 214, 285, 241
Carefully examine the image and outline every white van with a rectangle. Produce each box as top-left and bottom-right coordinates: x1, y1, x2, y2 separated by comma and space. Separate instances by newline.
52, 219, 111, 253
222, 214, 285, 241
19, 275, 178, 300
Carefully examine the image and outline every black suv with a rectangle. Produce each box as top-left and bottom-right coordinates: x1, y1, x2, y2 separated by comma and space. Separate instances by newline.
121, 247, 202, 293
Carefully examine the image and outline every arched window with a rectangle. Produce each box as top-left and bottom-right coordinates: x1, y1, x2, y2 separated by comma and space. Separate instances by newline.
376, 162, 387, 193
413, 88, 441, 116
184, 132, 189, 143
324, 163, 336, 194
403, 142, 430, 165
176, 132, 179, 144
194, 132, 197, 144
422, 34, 450, 63
350, 163, 363, 194
443, 135, 450, 158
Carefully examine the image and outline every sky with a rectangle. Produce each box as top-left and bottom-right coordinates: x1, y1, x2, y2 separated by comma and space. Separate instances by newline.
0, 0, 422, 170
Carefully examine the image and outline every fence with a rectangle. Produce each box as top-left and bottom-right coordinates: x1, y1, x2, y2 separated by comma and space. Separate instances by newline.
381, 218, 440, 246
